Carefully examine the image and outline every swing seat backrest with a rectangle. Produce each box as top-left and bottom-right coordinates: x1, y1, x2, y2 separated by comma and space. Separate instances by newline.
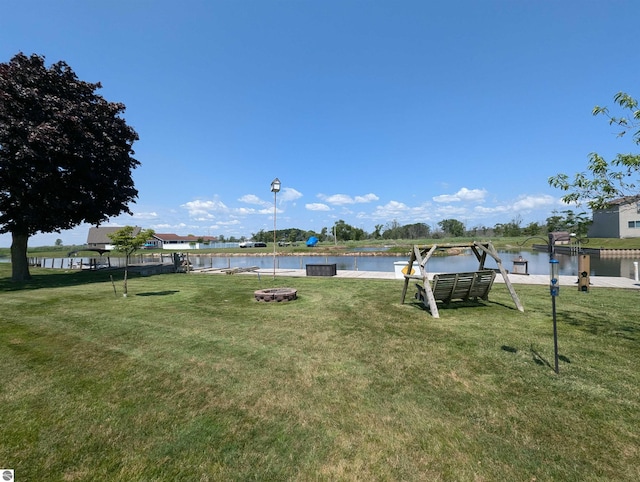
431, 270, 496, 303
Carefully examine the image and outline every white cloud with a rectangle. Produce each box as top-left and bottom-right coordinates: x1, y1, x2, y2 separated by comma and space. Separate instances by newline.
434, 205, 470, 217
238, 188, 302, 209
474, 194, 557, 217
258, 207, 278, 215
370, 201, 412, 221
181, 199, 229, 219
512, 194, 556, 211
131, 211, 158, 219
280, 187, 303, 202
474, 205, 510, 215
235, 207, 258, 215
150, 222, 190, 231
433, 188, 487, 203
370, 200, 448, 222
152, 223, 177, 229
238, 194, 266, 206
376, 200, 409, 214
318, 193, 379, 205
215, 219, 241, 226
354, 193, 379, 203
318, 194, 352, 205
306, 203, 331, 211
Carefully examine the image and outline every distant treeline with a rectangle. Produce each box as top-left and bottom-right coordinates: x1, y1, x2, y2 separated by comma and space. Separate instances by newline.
248, 210, 590, 243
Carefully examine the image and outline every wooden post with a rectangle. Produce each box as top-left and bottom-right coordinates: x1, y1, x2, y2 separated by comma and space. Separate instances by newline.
401, 248, 418, 304
419, 245, 440, 317
475, 241, 524, 313
401, 244, 441, 316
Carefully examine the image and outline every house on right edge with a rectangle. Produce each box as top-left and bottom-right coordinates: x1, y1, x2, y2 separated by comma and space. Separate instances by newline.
588, 195, 640, 238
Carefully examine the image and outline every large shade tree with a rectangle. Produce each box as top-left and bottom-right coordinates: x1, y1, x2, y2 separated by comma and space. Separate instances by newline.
0, 53, 139, 281
549, 92, 640, 209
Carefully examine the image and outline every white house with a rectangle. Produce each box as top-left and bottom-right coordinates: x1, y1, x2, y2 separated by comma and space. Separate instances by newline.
588, 196, 640, 238
149, 233, 218, 250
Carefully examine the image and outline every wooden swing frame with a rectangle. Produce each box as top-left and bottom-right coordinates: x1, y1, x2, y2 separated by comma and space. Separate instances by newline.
400, 241, 524, 318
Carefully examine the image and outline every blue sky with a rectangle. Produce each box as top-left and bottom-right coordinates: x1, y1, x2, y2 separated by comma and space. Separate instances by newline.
2, 0, 639, 246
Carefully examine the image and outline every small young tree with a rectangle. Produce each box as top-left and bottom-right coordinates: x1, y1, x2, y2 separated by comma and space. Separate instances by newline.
108, 226, 155, 297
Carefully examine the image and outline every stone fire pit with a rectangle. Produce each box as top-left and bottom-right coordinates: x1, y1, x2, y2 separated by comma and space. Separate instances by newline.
254, 287, 298, 302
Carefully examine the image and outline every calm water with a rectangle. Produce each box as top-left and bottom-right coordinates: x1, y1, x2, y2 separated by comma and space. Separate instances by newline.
186, 250, 640, 279
8, 249, 639, 279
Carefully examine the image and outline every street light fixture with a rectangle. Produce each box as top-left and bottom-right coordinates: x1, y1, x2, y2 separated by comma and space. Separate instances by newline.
270, 178, 280, 280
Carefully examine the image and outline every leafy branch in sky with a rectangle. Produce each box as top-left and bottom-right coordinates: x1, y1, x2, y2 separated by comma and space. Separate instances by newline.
549, 92, 640, 210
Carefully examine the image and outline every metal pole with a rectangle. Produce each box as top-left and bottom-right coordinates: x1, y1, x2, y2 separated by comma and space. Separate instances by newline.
552, 295, 559, 374
273, 190, 277, 280
270, 177, 281, 281
549, 240, 560, 374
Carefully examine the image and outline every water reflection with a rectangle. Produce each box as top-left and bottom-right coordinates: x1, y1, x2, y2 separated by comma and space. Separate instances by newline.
184, 250, 639, 279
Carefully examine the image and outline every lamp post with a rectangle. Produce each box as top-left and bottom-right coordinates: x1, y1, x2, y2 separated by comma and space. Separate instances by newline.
270, 178, 281, 280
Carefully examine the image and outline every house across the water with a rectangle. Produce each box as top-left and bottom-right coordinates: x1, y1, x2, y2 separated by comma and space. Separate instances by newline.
86, 226, 142, 253
148, 233, 218, 250
86, 227, 218, 251
588, 196, 640, 238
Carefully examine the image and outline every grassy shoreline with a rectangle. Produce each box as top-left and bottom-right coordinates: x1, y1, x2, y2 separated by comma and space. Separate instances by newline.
1, 264, 639, 480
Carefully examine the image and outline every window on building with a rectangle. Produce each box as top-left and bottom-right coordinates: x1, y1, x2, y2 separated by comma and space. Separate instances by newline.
628, 220, 640, 228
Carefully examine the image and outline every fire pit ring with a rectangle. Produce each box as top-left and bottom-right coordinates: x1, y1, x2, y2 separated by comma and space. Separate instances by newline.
254, 287, 298, 302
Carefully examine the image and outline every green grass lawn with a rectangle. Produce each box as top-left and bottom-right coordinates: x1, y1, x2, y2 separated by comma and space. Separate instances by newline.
1, 264, 639, 480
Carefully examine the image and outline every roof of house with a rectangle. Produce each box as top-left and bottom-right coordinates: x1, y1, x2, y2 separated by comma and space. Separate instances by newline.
87, 226, 142, 245
152, 233, 217, 242
606, 195, 640, 206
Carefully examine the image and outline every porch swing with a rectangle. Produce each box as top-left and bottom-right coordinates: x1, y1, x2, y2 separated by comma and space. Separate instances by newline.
400, 241, 524, 318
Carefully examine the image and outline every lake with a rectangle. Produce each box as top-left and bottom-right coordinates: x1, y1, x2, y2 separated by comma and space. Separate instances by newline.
7, 249, 640, 280
185, 250, 640, 279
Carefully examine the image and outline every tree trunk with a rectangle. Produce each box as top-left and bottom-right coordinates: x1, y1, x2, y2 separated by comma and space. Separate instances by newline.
123, 254, 129, 297
11, 231, 32, 281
